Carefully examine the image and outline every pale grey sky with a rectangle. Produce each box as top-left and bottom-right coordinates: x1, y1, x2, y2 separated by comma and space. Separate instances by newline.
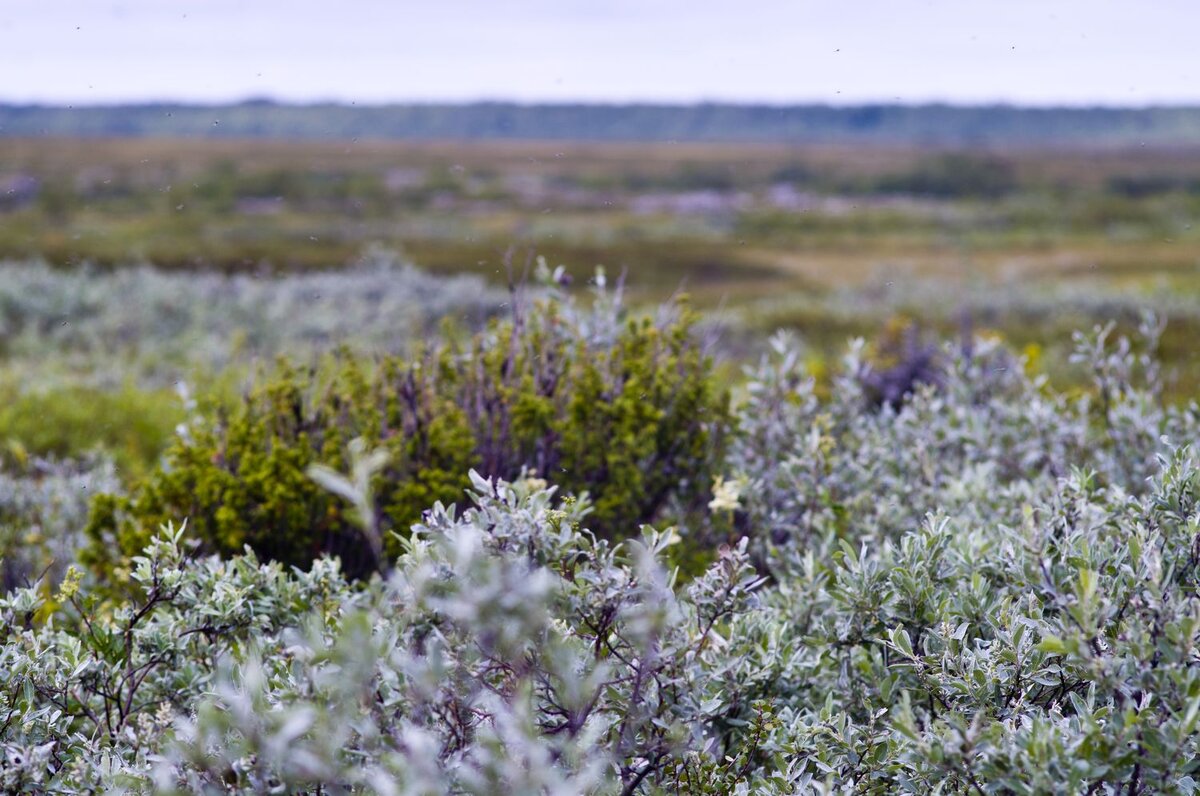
1, 0, 1195, 106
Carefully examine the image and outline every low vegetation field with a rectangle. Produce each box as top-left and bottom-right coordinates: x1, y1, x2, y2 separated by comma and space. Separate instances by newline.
3, 132, 1200, 792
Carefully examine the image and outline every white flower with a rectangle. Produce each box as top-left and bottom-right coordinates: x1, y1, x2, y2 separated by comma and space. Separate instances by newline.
708, 475, 745, 513
521, 477, 549, 493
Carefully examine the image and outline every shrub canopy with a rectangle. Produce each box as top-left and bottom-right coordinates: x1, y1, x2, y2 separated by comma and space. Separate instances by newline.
84, 281, 729, 580
6, 307, 1200, 793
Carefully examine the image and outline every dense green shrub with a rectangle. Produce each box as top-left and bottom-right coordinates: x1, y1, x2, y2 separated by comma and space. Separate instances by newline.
84, 278, 729, 580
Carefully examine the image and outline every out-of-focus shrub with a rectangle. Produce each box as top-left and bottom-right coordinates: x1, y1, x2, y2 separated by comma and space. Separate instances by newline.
0, 252, 506, 389
84, 275, 729, 580
854, 315, 946, 408
0, 454, 119, 592
876, 153, 1018, 199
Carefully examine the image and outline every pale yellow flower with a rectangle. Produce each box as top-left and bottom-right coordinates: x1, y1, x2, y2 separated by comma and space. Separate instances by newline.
521, 477, 549, 492
708, 475, 745, 513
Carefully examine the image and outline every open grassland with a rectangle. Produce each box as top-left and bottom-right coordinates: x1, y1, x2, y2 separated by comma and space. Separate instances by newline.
5, 137, 1200, 296
1, 135, 1199, 473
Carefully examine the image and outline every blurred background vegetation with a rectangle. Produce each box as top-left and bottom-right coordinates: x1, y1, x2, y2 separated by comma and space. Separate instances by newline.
2, 102, 1200, 483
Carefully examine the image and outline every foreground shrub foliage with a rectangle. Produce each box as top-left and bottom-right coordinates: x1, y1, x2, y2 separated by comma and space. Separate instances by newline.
7, 309, 1200, 792
3, 479, 767, 793
85, 276, 728, 579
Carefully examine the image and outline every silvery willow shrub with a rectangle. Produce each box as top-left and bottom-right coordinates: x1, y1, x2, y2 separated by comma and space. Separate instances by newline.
725, 313, 1194, 576
702, 448, 1200, 793
0, 250, 505, 390
679, 313, 1200, 792
84, 274, 729, 581
741, 275, 1200, 361
0, 454, 119, 592
1, 474, 771, 794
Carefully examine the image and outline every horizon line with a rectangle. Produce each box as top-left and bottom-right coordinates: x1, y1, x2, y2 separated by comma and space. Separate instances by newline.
6, 98, 1200, 112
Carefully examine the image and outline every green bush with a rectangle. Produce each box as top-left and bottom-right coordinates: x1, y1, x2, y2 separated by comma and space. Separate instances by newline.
84, 282, 729, 580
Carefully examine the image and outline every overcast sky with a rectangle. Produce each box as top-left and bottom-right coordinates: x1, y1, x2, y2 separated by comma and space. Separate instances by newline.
2, 1, 1196, 106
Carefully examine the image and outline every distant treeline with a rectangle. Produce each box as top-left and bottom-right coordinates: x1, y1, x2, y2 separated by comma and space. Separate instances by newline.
4, 101, 1200, 145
